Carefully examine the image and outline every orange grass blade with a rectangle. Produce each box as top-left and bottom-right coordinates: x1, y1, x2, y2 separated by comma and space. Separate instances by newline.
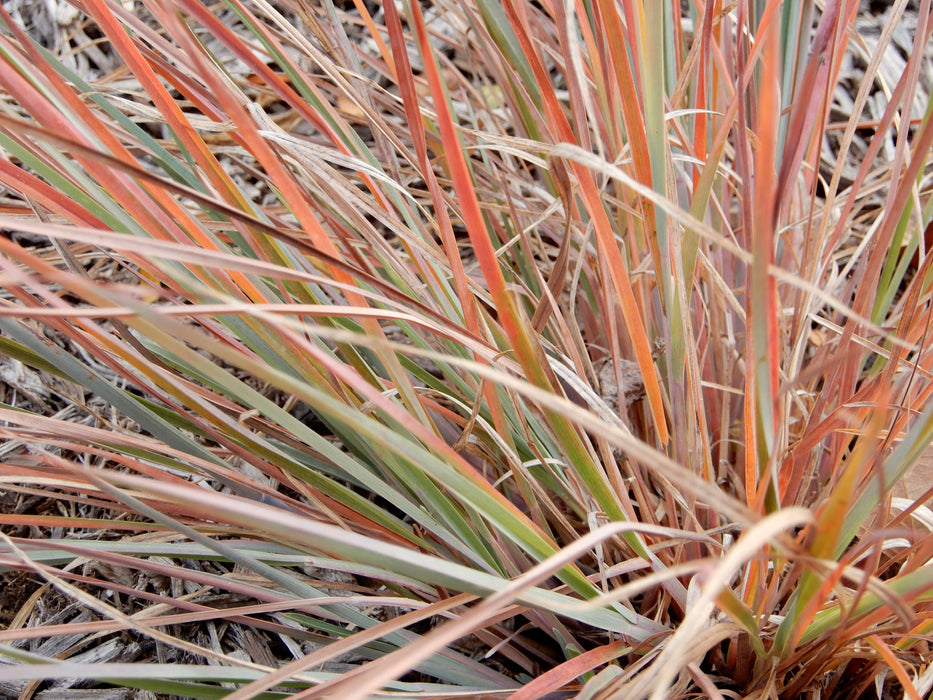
509, 640, 630, 699
744, 1, 784, 514
500, 0, 668, 443
867, 634, 923, 700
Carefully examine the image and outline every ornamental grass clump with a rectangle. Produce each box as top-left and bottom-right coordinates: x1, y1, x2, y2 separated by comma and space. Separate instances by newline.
0, 0, 931, 697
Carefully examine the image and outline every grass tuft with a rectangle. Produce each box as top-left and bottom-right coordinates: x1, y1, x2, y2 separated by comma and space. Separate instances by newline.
0, 0, 931, 696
